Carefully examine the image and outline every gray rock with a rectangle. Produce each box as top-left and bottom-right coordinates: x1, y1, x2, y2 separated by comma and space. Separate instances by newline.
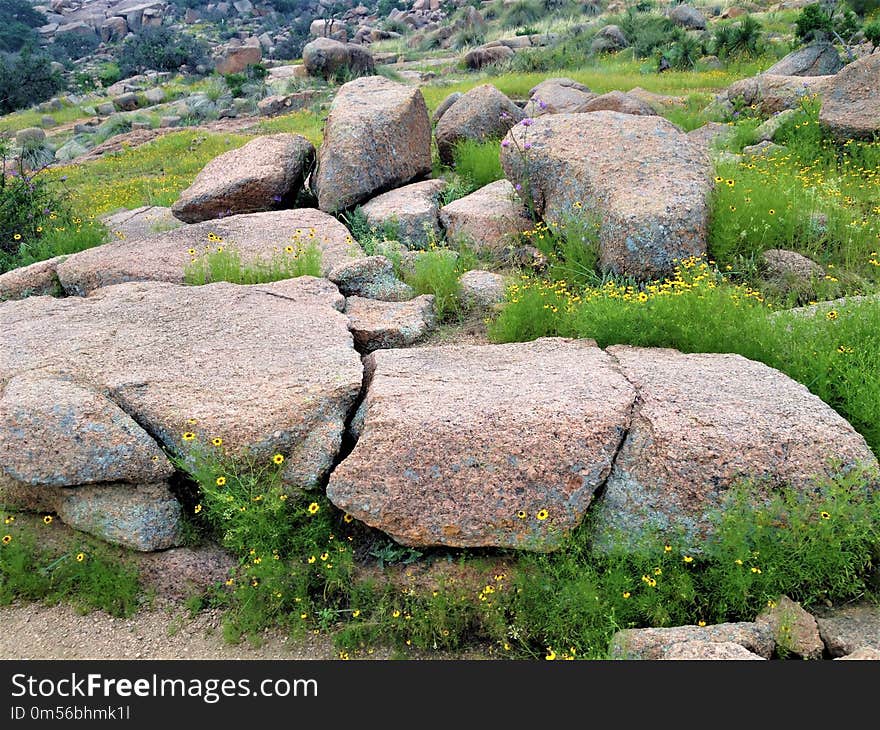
345, 294, 436, 351
765, 42, 843, 77
459, 269, 506, 308
329, 256, 413, 301
611, 622, 775, 659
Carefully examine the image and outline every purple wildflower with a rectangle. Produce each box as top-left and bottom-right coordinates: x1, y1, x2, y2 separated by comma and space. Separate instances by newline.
521, 118, 533, 127
272, 194, 283, 203
538, 100, 547, 110
515, 183, 522, 191
501, 139, 510, 148
523, 142, 532, 150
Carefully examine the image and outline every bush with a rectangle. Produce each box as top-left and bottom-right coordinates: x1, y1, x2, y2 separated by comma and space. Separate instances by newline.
0, 0, 44, 52
863, 18, 880, 45
117, 27, 207, 76
0, 139, 106, 274
846, 0, 880, 16
0, 51, 64, 114
795, 2, 860, 43
619, 11, 678, 58
502, 0, 543, 29
712, 15, 764, 58
49, 31, 100, 65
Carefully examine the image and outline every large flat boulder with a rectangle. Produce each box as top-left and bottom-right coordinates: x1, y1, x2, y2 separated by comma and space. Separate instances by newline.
0, 278, 363, 548
327, 338, 636, 549
501, 111, 711, 279
314, 76, 431, 213
435, 84, 524, 166
54, 209, 363, 295
592, 346, 878, 544
0, 256, 65, 301
171, 134, 315, 223
611, 622, 775, 659
818, 54, 880, 141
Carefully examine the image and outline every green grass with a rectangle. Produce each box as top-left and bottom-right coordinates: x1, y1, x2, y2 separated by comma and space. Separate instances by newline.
172, 436, 880, 657
709, 99, 880, 286
451, 139, 504, 188
48, 131, 250, 216
183, 243, 322, 286
421, 56, 770, 113
401, 248, 468, 319
0, 99, 111, 135
256, 109, 326, 146
0, 515, 142, 617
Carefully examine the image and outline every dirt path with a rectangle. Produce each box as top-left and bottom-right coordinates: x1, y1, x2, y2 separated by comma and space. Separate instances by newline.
0, 601, 338, 660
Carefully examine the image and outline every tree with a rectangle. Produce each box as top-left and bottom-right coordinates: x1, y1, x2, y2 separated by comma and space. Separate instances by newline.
0, 0, 47, 52
117, 27, 208, 76
0, 50, 64, 114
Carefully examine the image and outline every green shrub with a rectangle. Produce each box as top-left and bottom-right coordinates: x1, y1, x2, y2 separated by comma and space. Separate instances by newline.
502, 0, 543, 29
0, 141, 106, 274
863, 18, 880, 45
0, 0, 44, 53
619, 11, 678, 59
174, 442, 353, 642
519, 213, 601, 287
49, 31, 100, 65
402, 248, 465, 319
451, 139, 504, 188
0, 51, 64, 114
712, 15, 764, 58
118, 27, 208, 76
845, 0, 880, 16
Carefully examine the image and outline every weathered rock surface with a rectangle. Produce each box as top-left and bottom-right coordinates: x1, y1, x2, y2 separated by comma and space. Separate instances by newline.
660, 641, 767, 660
818, 54, 880, 141
439, 180, 532, 254
591, 24, 628, 54
582, 90, 657, 116
501, 111, 711, 279
102, 206, 180, 240
836, 647, 880, 660
345, 295, 436, 352
0, 256, 65, 301
431, 92, 461, 125
215, 39, 262, 75
137, 545, 236, 599
523, 78, 596, 117
459, 269, 506, 308
610, 622, 775, 659
816, 603, 880, 657
360, 179, 446, 248
726, 73, 832, 114
757, 596, 824, 660
463, 44, 514, 71
435, 84, 524, 166
765, 42, 842, 77
314, 76, 431, 213
591, 346, 878, 544
54, 209, 363, 295
0, 278, 363, 547
327, 338, 636, 549
329, 256, 413, 301
763, 249, 822, 281
669, 4, 706, 30
302, 37, 375, 81
171, 134, 315, 223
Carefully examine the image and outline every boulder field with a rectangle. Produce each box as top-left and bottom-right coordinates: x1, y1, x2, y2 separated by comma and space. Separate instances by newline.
1, 286, 875, 552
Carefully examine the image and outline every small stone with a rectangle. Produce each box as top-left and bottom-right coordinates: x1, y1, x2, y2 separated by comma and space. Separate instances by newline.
345, 295, 436, 352
329, 256, 413, 301
459, 269, 506, 308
